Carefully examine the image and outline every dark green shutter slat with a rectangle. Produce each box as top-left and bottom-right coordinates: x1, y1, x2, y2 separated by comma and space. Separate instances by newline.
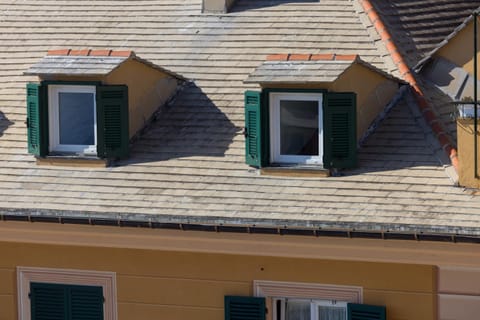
225, 296, 265, 320
26, 83, 47, 157
30, 282, 104, 320
30, 282, 67, 320
348, 303, 386, 320
323, 92, 357, 169
97, 85, 129, 159
244, 91, 264, 167
70, 285, 104, 320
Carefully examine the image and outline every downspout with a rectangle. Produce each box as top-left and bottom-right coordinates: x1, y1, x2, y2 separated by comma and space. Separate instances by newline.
475, 11, 478, 178
359, 0, 459, 171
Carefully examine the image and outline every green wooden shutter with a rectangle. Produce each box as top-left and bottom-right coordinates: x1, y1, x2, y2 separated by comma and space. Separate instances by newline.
244, 91, 264, 167
225, 296, 266, 320
96, 85, 129, 159
70, 285, 104, 320
30, 282, 67, 320
30, 282, 104, 320
26, 83, 47, 157
348, 303, 386, 320
323, 92, 357, 169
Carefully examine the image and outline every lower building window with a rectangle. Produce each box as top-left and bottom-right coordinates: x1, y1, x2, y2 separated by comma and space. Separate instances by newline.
274, 298, 347, 320
48, 85, 97, 156
17, 267, 117, 320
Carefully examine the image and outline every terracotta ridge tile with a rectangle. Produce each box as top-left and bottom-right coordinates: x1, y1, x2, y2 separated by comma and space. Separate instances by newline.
47, 49, 71, 56
47, 49, 134, 57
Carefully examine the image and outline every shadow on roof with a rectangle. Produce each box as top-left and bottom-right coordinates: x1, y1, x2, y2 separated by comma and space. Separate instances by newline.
230, 0, 319, 12
342, 92, 447, 175
117, 82, 238, 165
0, 111, 13, 138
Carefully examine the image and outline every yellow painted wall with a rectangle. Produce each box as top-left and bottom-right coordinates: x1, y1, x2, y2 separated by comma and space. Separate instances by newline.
331, 64, 398, 140
105, 59, 178, 138
457, 118, 480, 188
436, 21, 480, 76
0, 240, 435, 320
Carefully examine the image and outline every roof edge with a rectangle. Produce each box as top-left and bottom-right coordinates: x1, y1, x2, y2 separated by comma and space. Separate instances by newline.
1, 208, 480, 243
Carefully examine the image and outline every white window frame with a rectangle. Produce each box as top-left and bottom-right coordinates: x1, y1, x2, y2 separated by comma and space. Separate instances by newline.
17, 266, 117, 320
255, 280, 362, 320
272, 298, 348, 320
48, 84, 97, 156
269, 92, 324, 165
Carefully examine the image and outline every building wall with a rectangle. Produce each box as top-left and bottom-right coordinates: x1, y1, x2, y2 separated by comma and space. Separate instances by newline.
436, 21, 480, 76
330, 64, 399, 140
0, 240, 435, 320
105, 59, 178, 138
456, 118, 480, 188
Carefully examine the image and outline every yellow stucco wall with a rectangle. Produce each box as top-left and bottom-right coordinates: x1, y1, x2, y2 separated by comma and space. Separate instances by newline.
0, 240, 436, 320
330, 64, 398, 140
104, 59, 178, 138
457, 118, 480, 188
436, 21, 480, 76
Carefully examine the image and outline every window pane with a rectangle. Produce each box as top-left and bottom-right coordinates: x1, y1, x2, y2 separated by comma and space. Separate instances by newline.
280, 100, 319, 156
286, 300, 310, 320
317, 305, 346, 320
58, 92, 95, 145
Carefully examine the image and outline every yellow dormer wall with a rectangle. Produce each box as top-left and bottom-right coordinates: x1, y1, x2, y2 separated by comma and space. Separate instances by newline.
105, 59, 179, 139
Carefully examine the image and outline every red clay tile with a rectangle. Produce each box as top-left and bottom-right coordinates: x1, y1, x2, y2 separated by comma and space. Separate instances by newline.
69, 49, 91, 56
335, 54, 358, 61
90, 49, 112, 56
110, 50, 133, 57
266, 54, 289, 61
310, 54, 335, 61
47, 49, 70, 56
288, 54, 311, 61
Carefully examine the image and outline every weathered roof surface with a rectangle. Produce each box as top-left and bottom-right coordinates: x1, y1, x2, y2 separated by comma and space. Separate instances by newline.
370, 0, 480, 68
0, 0, 479, 237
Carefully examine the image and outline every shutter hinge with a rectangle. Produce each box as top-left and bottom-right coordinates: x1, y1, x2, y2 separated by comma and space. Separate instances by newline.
25, 118, 29, 128
103, 296, 106, 303
28, 292, 31, 299
242, 127, 248, 137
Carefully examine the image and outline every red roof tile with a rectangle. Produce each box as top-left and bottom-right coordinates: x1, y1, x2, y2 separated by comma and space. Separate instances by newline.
266, 53, 359, 62
47, 49, 134, 57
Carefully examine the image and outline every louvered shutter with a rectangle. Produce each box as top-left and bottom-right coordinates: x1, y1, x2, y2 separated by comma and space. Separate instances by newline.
225, 296, 265, 320
30, 283, 67, 320
348, 303, 386, 320
96, 85, 129, 159
30, 282, 104, 320
323, 92, 357, 169
70, 285, 104, 320
26, 83, 47, 157
244, 91, 264, 167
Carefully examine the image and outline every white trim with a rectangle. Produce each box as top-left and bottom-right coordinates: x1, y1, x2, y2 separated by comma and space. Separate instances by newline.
269, 92, 323, 165
17, 266, 117, 320
254, 280, 362, 303
48, 84, 97, 156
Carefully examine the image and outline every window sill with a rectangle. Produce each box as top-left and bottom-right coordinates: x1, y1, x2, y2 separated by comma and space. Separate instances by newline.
260, 165, 330, 177
36, 155, 108, 168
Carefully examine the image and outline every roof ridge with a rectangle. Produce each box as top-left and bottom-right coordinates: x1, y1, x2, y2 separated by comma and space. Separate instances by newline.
265, 53, 359, 62
47, 49, 134, 58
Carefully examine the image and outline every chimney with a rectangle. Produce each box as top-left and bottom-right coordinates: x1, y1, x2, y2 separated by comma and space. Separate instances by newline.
202, 0, 236, 13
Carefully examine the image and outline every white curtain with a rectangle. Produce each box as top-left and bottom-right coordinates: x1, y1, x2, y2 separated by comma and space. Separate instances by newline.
286, 300, 311, 320
317, 305, 346, 320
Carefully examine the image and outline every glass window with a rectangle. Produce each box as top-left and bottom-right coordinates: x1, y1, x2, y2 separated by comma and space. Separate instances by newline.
274, 298, 346, 320
270, 93, 323, 165
48, 85, 97, 155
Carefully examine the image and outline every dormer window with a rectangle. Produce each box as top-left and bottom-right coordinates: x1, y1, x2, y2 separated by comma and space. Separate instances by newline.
25, 49, 185, 163
244, 53, 403, 171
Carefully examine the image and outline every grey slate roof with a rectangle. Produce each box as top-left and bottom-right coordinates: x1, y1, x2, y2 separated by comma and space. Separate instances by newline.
25, 55, 129, 77
370, 0, 480, 68
0, 0, 478, 237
